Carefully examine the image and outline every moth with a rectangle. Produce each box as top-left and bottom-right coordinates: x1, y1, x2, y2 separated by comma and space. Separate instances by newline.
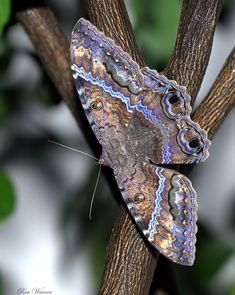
70, 18, 210, 265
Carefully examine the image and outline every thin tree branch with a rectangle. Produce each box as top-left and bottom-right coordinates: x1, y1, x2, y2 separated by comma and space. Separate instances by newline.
193, 48, 235, 139
152, 47, 235, 293
13, 1, 234, 294
164, 0, 224, 103
15, 1, 101, 153
15, 3, 76, 118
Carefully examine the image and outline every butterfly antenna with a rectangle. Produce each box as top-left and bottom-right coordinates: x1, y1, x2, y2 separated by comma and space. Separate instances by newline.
89, 163, 102, 220
48, 139, 102, 220
48, 139, 99, 161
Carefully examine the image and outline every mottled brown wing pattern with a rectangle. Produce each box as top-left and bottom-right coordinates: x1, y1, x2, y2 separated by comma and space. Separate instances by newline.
70, 18, 143, 150
129, 67, 210, 164
116, 163, 197, 265
70, 18, 210, 266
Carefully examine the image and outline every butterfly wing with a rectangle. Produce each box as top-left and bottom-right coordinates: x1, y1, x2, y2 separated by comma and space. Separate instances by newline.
71, 18, 210, 165
70, 19, 206, 266
115, 162, 197, 265
70, 18, 144, 165
129, 67, 210, 164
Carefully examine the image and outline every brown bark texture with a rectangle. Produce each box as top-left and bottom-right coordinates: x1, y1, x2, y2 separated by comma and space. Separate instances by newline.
15, 3, 100, 153
193, 49, 235, 140
14, 0, 235, 294
16, 5, 76, 118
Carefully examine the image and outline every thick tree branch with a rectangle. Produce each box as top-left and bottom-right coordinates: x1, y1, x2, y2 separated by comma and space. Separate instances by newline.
83, 2, 160, 294
84, 0, 224, 294
13, 1, 234, 294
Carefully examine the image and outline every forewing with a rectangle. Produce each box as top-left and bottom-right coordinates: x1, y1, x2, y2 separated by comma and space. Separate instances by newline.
70, 19, 210, 165
116, 163, 197, 265
70, 18, 143, 148
129, 67, 210, 164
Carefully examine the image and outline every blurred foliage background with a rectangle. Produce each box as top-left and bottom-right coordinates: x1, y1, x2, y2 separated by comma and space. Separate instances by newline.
0, 0, 235, 294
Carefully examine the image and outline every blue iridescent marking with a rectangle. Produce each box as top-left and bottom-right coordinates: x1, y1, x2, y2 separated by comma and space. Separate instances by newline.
72, 64, 134, 112
162, 139, 172, 163
148, 167, 166, 240
136, 100, 158, 122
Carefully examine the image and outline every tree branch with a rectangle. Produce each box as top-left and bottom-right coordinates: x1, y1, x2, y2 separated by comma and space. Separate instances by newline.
193, 48, 235, 139
15, 3, 76, 117
152, 47, 235, 293
83, 1, 224, 294
83, 1, 161, 294
13, 1, 234, 294
15, 1, 100, 153
164, 0, 224, 103
85, 0, 145, 67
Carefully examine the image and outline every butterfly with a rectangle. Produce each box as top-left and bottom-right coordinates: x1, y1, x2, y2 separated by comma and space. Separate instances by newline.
70, 18, 210, 266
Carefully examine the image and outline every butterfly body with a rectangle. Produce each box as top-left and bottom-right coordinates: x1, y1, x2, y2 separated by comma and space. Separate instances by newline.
70, 18, 210, 265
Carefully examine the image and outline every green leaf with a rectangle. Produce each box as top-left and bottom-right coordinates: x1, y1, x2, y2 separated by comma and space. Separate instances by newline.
0, 170, 15, 221
0, 0, 11, 36
133, 0, 181, 67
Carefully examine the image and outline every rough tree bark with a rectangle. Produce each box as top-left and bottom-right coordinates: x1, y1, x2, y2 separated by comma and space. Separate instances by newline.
14, 0, 235, 294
